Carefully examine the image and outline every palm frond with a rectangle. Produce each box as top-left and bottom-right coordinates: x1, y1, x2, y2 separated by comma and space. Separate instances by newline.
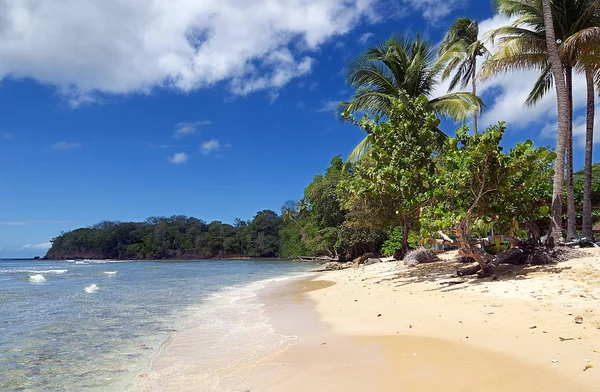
525, 65, 553, 106
494, 0, 543, 19
564, 26, 600, 54
346, 58, 398, 94
479, 43, 548, 80
429, 92, 483, 122
344, 134, 373, 172
342, 89, 396, 117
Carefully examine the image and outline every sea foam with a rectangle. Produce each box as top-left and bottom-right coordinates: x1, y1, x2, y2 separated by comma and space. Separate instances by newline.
29, 274, 47, 283
104, 271, 117, 276
28, 269, 68, 275
84, 284, 99, 293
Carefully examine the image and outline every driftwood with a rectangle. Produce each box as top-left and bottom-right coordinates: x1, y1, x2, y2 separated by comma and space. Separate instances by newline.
455, 237, 586, 278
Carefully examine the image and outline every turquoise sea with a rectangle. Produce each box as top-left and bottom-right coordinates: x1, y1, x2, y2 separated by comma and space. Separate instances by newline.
0, 259, 315, 391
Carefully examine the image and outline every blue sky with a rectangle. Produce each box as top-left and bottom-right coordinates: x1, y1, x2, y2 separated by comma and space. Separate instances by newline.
0, 0, 598, 257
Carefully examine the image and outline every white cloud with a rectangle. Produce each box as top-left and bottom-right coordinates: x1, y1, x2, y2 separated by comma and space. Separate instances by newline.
268, 90, 280, 104
20, 242, 52, 251
317, 100, 340, 113
309, 82, 319, 91
174, 120, 211, 139
0, 0, 377, 101
200, 139, 220, 155
52, 142, 81, 150
2, 132, 13, 140
358, 32, 374, 44
401, 0, 465, 21
541, 105, 600, 148
168, 152, 188, 164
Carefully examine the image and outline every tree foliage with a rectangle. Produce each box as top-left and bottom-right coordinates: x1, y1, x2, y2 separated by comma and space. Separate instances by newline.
420, 123, 555, 274
339, 93, 441, 256
47, 212, 282, 260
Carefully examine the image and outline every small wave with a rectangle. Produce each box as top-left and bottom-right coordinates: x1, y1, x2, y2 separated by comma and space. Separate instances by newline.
29, 274, 47, 283
75, 261, 87, 265
104, 271, 117, 276
89, 260, 130, 264
29, 269, 68, 275
84, 284, 99, 293
0, 269, 68, 275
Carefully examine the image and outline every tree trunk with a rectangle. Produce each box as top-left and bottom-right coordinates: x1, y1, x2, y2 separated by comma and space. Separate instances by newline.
472, 56, 478, 135
456, 218, 497, 277
402, 218, 409, 257
542, 0, 569, 243
582, 67, 595, 240
566, 66, 577, 241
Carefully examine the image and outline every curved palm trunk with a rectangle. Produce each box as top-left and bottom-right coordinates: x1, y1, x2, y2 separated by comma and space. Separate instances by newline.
566, 67, 578, 240
472, 55, 478, 135
542, 0, 569, 243
582, 68, 595, 240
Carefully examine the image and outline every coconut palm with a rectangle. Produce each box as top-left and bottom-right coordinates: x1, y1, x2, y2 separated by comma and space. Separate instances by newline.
439, 17, 489, 134
340, 34, 483, 165
542, 0, 571, 241
481, 0, 599, 241
297, 198, 310, 217
564, 25, 600, 239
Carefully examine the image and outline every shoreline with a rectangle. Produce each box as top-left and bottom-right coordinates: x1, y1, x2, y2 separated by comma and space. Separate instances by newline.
38, 256, 314, 262
134, 249, 600, 391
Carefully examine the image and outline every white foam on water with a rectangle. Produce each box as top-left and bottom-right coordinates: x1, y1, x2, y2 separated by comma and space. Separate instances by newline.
0, 269, 68, 275
74, 261, 86, 265
87, 260, 130, 264
29, 274, 46, 283
104, 271, 117, 276
141, 271, 316, 391
84, 284, 99, 293
29, 269, 68, 274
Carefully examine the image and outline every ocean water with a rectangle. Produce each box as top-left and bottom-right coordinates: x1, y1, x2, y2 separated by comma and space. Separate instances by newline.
0, 259, 316, 391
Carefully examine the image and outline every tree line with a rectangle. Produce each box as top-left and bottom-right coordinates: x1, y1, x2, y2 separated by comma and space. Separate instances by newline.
45, 213, 282, 260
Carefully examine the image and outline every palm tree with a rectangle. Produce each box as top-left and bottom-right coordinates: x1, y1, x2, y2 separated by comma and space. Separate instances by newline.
542, 0, 571, 242
564, 25, 600, 239
282, 208, 301, 228
439, 17, 489, 134
482, 0, 598, 241
297, 198, 310, 217
340, 34, 483, 165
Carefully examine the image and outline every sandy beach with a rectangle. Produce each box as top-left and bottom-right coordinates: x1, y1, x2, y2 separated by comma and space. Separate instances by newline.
138, 249, 600, 391
245, 248, 600, 391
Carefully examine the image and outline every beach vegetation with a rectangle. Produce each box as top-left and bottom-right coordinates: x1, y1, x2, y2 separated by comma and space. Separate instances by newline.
340, 34, 483, 168
339, 93, 440, 258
